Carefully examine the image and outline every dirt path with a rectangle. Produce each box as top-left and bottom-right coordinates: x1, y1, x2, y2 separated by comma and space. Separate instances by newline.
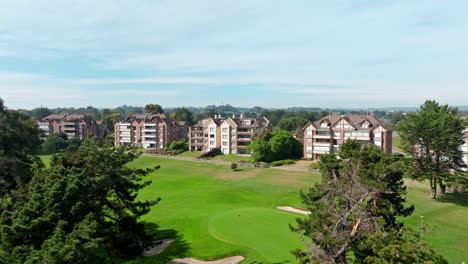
168, 256, 245, 264
277, 206, 311, 215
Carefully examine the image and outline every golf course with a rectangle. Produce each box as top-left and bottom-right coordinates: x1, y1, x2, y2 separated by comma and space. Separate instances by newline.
41, 155, 468, 263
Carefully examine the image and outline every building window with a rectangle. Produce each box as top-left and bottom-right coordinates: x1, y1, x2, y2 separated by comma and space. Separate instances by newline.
210, 127, 215, 132
210, 141, 215, 145
222, 128, 228, 132
244, 120, 251, 125
362, 123, 369, 128
343, 124, 350, 129
222, 135, 228, 139
320, 122, 328, 128
222, 141, 228, 146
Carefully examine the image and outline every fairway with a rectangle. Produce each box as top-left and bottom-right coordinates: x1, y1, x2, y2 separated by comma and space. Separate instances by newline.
40, 155, 467, 263
130, 155, 319, 263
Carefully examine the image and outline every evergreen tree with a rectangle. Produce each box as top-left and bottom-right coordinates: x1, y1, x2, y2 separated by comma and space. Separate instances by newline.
290, 141, 445, 263
396, 100, 466, 198
0, 98, 41, 199
0, 138, 160, 263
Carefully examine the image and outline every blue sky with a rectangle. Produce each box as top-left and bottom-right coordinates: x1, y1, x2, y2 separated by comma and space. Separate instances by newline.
0, 0, 467, 109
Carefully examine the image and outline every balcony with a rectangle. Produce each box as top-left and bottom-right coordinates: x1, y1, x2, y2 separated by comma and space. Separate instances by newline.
237, 137, 251, 142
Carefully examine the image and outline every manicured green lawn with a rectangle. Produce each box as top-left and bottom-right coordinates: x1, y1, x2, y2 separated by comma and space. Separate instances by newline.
211, 154, 252, 163
129, 156, 318, 263
39, 155, 51, 167
39, 155, 467, 263
177, 151, 202, 158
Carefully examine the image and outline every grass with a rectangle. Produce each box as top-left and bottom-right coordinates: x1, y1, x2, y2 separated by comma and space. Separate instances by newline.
39, 155, 467, 263
211, 154, 252, 163
393, 134, 402, 150
177, 151, 202, 158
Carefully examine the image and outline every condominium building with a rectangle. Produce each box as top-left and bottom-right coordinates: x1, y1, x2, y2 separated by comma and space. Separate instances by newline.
189, 115, 270, 155
37, 114, 104, 140
461, 127, 468, 169
303, 114, 392, 160
114, 113, 189, 148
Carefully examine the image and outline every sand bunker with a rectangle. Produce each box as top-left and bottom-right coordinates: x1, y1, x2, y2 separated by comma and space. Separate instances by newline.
168, 256, 245, 264
276, 206, 311, 215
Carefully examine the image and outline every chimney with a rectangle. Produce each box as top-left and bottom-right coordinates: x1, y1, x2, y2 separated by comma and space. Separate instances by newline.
240, 113, 244, 118
232, 114, 236, 118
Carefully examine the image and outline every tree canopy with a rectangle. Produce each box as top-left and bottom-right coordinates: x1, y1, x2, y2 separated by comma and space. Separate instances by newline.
169, 107, 194, 124
248, 129, 302, 163
0, 138, 159, 263
290, 141, 446, 263
396, 100, 467, 198
0, 98, 42, 198
144, 104, 164, 114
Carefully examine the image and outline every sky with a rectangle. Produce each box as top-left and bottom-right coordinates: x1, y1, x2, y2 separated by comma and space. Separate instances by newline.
0, 0, 467, 109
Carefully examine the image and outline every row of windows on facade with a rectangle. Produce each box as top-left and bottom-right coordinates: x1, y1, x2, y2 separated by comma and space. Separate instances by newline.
307, 130, 382, 137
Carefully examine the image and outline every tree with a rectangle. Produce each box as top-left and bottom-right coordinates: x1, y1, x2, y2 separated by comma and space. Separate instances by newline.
144, 104, 163, 114
168, 140, 188, 152
170, 107, 194, 124
290, 141, 445, 263
42, 133, 67, 154
248, 129, 302, 163
396, 100, 466, 198
0, 138, 160, 263
387, 111, 405, 125
30, 107, 52, 120
277, 117, 309, 133
0, 98, 41, 198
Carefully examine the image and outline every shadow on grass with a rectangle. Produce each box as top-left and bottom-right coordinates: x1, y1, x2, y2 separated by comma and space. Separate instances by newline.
126, 222, 190, 264
436, 192, 468, 207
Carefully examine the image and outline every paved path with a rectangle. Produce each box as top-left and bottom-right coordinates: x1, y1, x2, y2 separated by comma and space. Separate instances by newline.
277, 206, 311, 215
168, 256, 245, 264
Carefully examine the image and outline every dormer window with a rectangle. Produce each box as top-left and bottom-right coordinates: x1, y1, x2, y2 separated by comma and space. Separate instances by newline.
362, 123, 369, 129
320, 122, 328, 128
244, 120, 251, 126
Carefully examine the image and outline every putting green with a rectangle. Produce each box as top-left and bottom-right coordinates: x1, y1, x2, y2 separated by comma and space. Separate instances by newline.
208, 208, 306, 263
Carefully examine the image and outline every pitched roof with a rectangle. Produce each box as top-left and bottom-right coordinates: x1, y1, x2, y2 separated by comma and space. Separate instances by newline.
44, 114, 67, 120
310, 114, 391, 131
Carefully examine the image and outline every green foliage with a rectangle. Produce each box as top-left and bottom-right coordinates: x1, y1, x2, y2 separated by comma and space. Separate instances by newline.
271, 159, 295, 167
248, 129, 302, 163
144, 104, 163, 114
168, 141, 188, 152
291, 141, 426, 263
276, 117, 309, 132
0, 138, 160, 263
309, 162, 321, 170
396, 100, 466, 198
362, 228, 447, 264
169, 107, 194, 124
41, 133, 82, 154
230, 162, 238, 170
0, 97, 41, 198
30, 107, 52, 120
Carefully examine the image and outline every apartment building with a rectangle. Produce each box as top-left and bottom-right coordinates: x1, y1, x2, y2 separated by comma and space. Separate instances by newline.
461, 127, 468, 169
303, 114, 392, 160
189, 115, 270, 155
114, 113, 189, 148
37, 114, 104, 140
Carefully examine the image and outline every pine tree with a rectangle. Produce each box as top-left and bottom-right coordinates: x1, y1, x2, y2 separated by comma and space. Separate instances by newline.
290, 141, 445, 263
396, 100, 466, 198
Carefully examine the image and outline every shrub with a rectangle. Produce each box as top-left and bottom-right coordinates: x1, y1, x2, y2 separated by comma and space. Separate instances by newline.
168, 140, 188, 151
271, 159, 296, 167
230, 163, 238, 170
309, 162, 321, 169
